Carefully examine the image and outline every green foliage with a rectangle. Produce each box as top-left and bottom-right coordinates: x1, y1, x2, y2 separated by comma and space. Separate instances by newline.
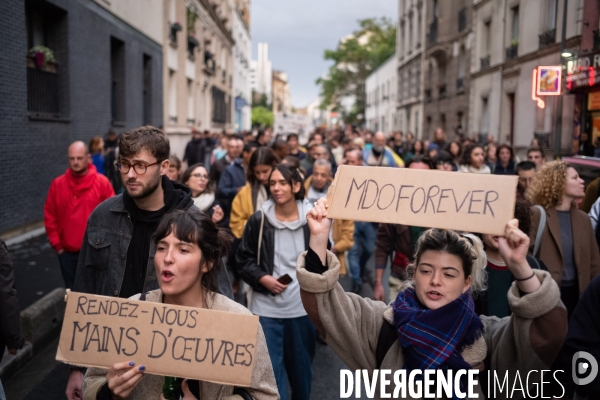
187, 7, 199, 35
28, 46, 56, 64
252, 90, 272, 110
252, 106, 274, 128
316, 17, 396, 122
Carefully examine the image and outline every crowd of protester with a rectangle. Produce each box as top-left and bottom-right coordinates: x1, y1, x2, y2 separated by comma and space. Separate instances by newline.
4, 123, 600, 400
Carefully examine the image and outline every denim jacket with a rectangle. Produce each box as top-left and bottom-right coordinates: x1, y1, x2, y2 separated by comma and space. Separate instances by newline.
73, 194, 232, 298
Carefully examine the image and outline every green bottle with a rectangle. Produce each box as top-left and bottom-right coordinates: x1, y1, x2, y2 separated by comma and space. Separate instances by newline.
162, 376, 182, 400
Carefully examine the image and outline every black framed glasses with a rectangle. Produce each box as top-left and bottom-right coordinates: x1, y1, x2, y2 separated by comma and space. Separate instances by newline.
116, 161, 159, 175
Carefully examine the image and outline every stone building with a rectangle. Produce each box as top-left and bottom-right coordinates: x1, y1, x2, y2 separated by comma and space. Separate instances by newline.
0, 0, 163, 235
423, 0, 473, 141
231, 0, 252, 132
366, 55, 397, 134
396, 0, 426, 138
163, 0, 234, 158
469, 0, 581, 155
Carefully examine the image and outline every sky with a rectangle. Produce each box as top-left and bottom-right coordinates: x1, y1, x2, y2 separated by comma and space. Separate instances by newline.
251, 0, 397, 108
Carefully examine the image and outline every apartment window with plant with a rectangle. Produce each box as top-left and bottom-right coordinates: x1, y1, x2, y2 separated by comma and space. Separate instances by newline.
511, 6, 519, 44
26, 5, 65, 115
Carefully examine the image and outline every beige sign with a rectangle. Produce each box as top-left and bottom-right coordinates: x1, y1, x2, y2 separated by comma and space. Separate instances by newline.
56, 292, 259, 387
326, 166, 518, 235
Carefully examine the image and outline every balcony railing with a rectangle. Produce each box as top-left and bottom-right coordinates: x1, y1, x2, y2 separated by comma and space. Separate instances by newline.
27, 66, 59, 114
539, 29, 556, 49
480, 55, 491, 69
428, 19, 438, 44
456, 77, 465, 91
505, 43, 518, 60
458, 8, 467, 32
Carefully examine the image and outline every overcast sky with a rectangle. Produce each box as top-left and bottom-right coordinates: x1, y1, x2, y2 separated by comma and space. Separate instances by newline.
251, 0, 397, 108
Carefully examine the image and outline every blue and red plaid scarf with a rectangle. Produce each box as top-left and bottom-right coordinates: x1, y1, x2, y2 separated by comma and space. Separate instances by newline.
392, 287, 483, 396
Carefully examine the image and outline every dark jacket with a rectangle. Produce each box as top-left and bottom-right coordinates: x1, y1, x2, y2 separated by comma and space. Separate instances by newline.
530, 206, 600, 295
374, 223, 412, 279
209, 155, 232, 186
217, 160, 246, 226
493, 160, 516, 175
236, 210, 310, 294
73, 183, 232, 299
0, 240, 24, 362
184, 138, 209, 166
551, 275, 600, 398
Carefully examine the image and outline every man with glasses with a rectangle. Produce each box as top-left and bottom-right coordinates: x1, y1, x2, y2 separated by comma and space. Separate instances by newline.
44, 141, 114, 290
66, 126, 232, 399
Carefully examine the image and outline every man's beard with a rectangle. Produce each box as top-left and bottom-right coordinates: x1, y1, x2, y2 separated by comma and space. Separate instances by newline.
126, 171, 161, 199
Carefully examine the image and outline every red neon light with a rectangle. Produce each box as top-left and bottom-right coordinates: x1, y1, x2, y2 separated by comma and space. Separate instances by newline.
590, 67, 596, 87
532, 68, 545, 109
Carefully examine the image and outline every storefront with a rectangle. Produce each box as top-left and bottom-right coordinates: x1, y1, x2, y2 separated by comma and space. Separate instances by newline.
566, 50, 600, 153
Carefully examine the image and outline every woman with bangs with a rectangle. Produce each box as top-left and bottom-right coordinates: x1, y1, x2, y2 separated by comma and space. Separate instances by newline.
81, 209, 278, 400
527, 160, 600, 318
296, 198, 567, 400
237, 164, 316, 400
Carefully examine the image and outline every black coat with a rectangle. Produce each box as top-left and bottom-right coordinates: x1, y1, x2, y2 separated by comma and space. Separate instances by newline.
0, 240, 24, 362
236, 210, 310, 294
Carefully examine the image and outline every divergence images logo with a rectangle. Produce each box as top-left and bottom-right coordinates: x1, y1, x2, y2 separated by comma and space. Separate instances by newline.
572, 351, 599, 386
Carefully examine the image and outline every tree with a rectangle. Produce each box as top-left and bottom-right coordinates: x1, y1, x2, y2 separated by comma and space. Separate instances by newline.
252, 106, 274, 128
316, 17, 396, 124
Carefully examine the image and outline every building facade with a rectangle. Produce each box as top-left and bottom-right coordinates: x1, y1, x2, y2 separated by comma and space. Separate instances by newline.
397, 0, 426, 139
272, 70, 291, 113
231, 0, 252, 132
423, 0, 473, 141
0, 0, 163, 235
469, 0, 581, 155
366, 55, 397, 134
565, 0, 599, 154
250, 42, 273, 104
163, 0, 234, 158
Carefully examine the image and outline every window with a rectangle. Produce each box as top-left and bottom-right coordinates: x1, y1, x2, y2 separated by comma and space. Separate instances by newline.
485, 21, 491, 54
545, 0, 557, 31
111, 37, 126, 124
409, 18, 414, 51
168, 69, 177, 123
187, 79, 194, 124
511, 6, 519, 41
481, 98, 489, 134
143, 54, 152, 125
212, 86, 226, 123
25, 4, 67, 116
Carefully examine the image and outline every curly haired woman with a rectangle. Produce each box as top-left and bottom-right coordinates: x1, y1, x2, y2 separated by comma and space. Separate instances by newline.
527, 160, 600, 318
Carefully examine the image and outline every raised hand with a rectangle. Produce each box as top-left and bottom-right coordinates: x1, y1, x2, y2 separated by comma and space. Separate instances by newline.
307, 198, 333, 264
498, 219, 541, 293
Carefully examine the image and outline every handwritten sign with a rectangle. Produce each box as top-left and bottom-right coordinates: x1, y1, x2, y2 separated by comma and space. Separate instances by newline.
326, 166, 518, 235
56, 292, 259, 387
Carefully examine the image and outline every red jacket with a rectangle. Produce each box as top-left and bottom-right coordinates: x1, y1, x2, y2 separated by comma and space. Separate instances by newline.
44, 164, 115, 253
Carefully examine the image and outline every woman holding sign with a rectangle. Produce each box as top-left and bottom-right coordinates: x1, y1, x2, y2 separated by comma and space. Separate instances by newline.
81, 209, 278, 400
237, 164, 316, 400
297, 198, 567, 399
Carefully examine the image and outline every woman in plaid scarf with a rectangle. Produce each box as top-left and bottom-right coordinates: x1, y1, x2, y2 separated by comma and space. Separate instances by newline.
296, 198, 568, 400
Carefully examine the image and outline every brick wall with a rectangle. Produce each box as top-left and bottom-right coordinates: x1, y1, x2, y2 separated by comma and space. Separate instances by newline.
0, 0, 163, 234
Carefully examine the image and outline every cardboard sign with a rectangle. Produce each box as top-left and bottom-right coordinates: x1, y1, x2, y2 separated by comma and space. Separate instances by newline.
56, 292, 259, 387
326, 166, 518, 235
